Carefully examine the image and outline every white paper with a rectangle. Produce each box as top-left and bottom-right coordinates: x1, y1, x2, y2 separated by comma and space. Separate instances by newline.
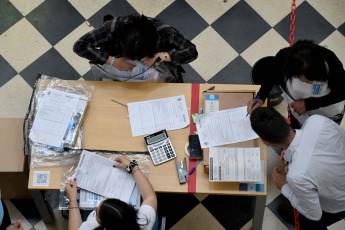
79, 184, 140, 210
29, 88, 81, 147
209, 147, 261, 182
102, 60, 159, 81
75, 151, 135, 203
196, 106, 259, 148
128, 95, 190, 136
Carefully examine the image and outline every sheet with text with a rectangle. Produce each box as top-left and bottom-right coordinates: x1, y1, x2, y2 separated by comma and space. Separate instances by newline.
75, 150, 135, 203
128, 95, 190, 136
196, 106, 258, 148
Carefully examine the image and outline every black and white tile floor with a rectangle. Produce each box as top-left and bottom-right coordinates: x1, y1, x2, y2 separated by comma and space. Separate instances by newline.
1, 0, 345, 229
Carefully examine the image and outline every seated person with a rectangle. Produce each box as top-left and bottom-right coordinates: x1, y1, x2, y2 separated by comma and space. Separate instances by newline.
0, 199, 23, 230
250, 107, 345, 229
73, 14, 198, 83
65, 156, 157, 230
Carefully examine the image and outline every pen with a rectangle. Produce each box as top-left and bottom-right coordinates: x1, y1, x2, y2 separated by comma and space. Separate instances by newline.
189, 160, 201, 175
111, 99, 128, 108
246, 95, 260, 117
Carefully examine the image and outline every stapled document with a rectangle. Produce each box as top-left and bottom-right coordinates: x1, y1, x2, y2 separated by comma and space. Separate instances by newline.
75, 150, 135, 203
209, 147, 261, 182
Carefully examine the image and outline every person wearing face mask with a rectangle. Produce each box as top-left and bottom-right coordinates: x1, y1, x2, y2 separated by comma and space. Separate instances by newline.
247, 40, 345, 128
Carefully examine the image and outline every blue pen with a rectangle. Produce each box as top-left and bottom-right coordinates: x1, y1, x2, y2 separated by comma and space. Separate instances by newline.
189, 160, 201, 175
246, 95, 260, 117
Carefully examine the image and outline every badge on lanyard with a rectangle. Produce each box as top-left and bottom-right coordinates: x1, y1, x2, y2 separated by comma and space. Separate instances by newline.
312, 83, 321, 95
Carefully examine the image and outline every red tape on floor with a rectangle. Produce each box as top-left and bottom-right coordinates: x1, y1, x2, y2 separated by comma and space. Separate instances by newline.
188, 83, 200, 194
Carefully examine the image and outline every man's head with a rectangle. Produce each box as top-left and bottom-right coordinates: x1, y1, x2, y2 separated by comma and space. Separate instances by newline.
118, 14, 158, 60
250, 107, 291, 145
285, 40, 328, 82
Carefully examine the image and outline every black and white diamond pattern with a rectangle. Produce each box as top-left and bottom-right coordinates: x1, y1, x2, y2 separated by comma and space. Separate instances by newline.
1, 0, 345, 229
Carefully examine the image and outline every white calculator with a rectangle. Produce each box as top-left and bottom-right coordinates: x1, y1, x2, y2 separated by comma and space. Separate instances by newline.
144, 130, 177, 165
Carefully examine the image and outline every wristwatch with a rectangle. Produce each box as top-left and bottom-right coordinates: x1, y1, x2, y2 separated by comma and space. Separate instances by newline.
125, 160, 138, 174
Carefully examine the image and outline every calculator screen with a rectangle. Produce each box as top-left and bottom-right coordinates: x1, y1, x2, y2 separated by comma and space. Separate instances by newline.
147, 133, 166, 144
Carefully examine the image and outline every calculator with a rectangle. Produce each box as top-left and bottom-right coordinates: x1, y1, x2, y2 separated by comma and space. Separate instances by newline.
144, 130, 177, 165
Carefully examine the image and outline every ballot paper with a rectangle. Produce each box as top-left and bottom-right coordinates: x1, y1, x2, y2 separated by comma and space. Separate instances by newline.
79, 184, 141, 210
196, 106, 259, 148
128, 95, 190, 136
29, 88, 84, 147
102, 60, 159, 81
75, 150, 135, 203
209, 147, 261, 182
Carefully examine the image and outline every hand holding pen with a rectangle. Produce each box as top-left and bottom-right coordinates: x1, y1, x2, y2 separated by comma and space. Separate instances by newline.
246, 95, 263, 116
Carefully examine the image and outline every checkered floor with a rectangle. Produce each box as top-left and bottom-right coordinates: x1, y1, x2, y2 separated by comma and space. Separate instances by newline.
1, 0, 345, 229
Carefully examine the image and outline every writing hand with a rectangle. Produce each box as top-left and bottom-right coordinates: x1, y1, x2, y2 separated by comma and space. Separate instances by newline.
113, 57, 136, 72
290, 99, 306, 115
247, 98, 264, 114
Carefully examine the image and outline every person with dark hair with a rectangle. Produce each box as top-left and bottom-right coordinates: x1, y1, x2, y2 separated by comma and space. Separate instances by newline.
247, 40, 345, 128
73, 14, 198, 83
250, 107, 345, 229
65, 156, 157, 230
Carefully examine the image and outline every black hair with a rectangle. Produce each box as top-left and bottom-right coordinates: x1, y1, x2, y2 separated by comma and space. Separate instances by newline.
284, 40, 328, 81
117, 14, 158, 60
250, 107, 291, 144
97, 199, 141, 230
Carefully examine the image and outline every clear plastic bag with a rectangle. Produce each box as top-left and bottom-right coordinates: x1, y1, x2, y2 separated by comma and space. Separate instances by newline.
90, 58, 174, 82
59, 152, 150, 210
24, 75, 94, 168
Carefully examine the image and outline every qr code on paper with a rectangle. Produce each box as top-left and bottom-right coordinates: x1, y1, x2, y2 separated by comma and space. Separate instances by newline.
33, 171, 50, 187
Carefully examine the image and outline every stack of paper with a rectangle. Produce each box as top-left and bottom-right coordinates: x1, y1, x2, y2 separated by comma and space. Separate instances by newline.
74, 150, 139, 208
29, 88, 88, 149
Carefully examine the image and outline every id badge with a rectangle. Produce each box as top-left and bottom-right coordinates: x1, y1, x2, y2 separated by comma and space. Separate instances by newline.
312, 83, 321, 95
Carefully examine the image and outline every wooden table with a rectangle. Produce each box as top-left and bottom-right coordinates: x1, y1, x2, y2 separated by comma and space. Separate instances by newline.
28, 81, 266, 229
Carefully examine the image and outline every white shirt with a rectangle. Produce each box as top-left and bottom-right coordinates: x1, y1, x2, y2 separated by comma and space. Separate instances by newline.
78, 205, 156, 230
286, 77, 345, 120
281, 115, 345, 221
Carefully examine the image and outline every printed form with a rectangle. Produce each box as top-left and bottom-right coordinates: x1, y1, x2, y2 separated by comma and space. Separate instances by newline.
209, 147, 261, 182
196, 106, 258, 148
128, 95, 190, 136
75, 150, 135, 203
29, 88, 85, 147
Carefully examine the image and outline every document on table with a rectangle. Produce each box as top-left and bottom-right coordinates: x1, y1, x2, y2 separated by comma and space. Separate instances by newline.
29, 88, 85, 147
196, 106, 258, 148
75, 150, 135, 203
79, 184, 140, 209
128, 95, 190, 136
209, 147, 261, 182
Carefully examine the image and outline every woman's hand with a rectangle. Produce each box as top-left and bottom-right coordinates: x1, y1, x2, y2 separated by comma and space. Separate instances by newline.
113, 57, 136, 71
141, 56, 157, 67
247, 98, 264, 114
291, 99, 306, 115
65, 179, 78, 201
114, 156, 131, 169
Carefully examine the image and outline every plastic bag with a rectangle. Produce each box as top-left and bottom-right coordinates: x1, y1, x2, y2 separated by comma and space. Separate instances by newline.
90, 58, 174, 82
59, 152, 150, 210
24, 75, 94, 169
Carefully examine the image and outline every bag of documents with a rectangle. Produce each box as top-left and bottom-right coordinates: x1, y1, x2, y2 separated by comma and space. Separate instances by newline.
90, 58, 174, 82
